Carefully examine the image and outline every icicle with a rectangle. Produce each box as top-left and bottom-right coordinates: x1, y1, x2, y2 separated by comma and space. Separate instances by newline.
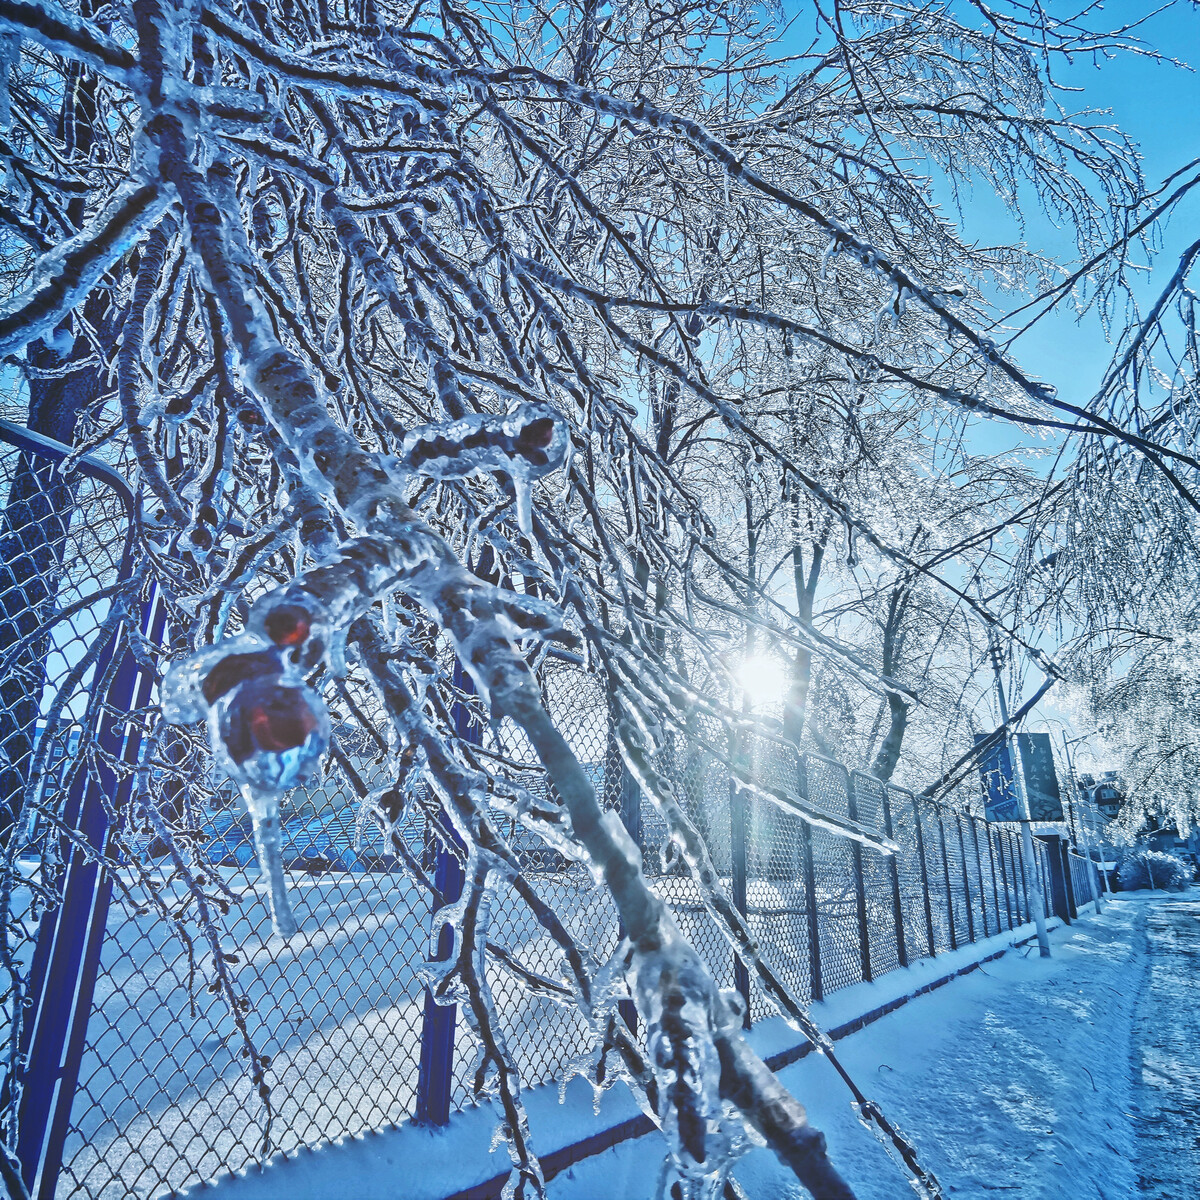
556, 435, 576, 504
246, 803, 298, 937
163, 622, 330, 937
820, 230, 840, 277
205, 675, 329, 937
513, 473, 533, 536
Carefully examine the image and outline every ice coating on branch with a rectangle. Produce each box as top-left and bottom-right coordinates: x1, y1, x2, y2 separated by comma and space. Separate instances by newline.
160, 635, 272, 725
161, 619, 331, 937
392, 403, 569, 535
159, 405, 574, 913
208, 676, 329, 801
636, 947, 746, 1199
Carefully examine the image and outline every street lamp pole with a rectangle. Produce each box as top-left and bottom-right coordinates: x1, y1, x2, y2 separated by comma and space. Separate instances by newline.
987, 633, 1051, 957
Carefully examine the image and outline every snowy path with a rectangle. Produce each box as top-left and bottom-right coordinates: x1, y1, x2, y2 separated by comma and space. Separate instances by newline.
1131, 896, 1200, 1199
556, 896, 1156, 1199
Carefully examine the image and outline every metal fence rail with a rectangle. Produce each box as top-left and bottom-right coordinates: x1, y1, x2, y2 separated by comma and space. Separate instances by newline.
2, 423, 1077, 1200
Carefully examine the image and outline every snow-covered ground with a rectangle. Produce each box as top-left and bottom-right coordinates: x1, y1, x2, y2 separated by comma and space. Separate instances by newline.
559, 894, 1159, 1200
181, 892, 1197, 1200
1131, 895, 1200, 1199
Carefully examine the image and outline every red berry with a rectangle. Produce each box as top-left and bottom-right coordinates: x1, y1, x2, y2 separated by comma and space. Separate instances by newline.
264, 605, 311, 647
202, 651, 281, 705
516, 416, 556, 452
247, 698, 317, 752
224, 681, 320, 761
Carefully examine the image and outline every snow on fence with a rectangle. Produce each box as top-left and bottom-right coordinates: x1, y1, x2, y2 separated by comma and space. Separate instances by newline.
3, 425, 1063, 1200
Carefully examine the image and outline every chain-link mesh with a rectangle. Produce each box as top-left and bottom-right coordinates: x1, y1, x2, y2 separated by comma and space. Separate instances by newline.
740, 732, 811, 1020
921, 806, 954, 954
1035, 840, 1054, 918
1067, 851, 1100, 908
852, 773, 899, 979
0, 438, 133, 851
7, 427, 1068, 1200
962, 818, 990, 939
993, 826, 1021, 927
888, 789, 933, 962
983, 825, 1008, 932
2, 430, 142, 1198
804, 756, 864, 997
657, 714, 735, 997
942, 809, 969, 948
58, 747, 433, 1200
465, 666, 621, 1101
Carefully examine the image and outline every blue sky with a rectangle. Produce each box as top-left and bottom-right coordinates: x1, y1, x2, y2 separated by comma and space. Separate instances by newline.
884, 3, 1200, 770
963, 1, 1200, 427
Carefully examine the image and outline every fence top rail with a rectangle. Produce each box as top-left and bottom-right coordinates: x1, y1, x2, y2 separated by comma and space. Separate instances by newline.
789, 754, 989, 828
0, 418, 139, 583
0, 419, 135, 513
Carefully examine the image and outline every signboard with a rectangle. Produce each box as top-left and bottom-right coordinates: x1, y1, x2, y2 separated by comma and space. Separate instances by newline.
1016, 732, 1065, 822
975, 733, 1019, 822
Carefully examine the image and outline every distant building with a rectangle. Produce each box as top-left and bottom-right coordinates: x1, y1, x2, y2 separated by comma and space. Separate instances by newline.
1076, 771, 1123, 821
1075, 770, 1200, 866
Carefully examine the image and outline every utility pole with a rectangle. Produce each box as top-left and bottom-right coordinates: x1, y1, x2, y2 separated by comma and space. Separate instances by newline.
1086, 785, 1110, 896
987, 633, 1051, 957
1056, 732, 1102, 913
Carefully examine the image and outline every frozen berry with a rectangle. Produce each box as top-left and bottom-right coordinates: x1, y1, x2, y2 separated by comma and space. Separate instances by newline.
264, 605, 312, 647
221, 679, 320, 763
201, 651, 281, 705
515, 416, 556, 452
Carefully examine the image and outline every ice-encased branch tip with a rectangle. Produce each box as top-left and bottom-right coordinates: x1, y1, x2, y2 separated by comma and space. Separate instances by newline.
160, 403, 571, 937
161, 608, 332, 938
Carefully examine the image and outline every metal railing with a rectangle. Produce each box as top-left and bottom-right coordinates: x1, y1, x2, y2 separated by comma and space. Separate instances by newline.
2, 422, 1069, 1200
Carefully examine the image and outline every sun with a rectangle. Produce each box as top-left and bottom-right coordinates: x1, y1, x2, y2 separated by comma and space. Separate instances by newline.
735, 653, 791, 708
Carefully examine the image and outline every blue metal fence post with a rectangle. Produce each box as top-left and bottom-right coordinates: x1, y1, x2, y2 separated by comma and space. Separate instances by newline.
728, 749, 751, 1026
956, 815, 976, 944
845, 772, 872, 983
969, 818, 990, 938
880, 787, 907, 968
3, 424, 149, 1200
414, 663, 473, 1126
1016, 832, 1031, 921
912, 798, 936, 958
936, 808, 957, 950
989, 827, 1010, 931
22, 589, 165, 1200
798, 757, 823, 1002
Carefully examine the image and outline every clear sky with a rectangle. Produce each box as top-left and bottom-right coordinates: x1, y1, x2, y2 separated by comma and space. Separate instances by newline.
924, 3, 1200, 768
962, 1, 1200, 427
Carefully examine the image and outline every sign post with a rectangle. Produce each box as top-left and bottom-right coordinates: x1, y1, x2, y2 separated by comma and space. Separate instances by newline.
982, 636, 1051, 958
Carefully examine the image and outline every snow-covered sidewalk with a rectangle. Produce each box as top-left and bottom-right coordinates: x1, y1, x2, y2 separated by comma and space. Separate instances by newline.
563, 896, 1151, 1199
190, 895, 1171, 1200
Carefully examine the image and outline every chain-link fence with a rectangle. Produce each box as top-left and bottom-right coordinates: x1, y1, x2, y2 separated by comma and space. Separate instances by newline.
5, 423, 1076, 1200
